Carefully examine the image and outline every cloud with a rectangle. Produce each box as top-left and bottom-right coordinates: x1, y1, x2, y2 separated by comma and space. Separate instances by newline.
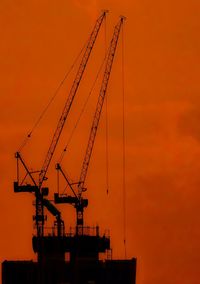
178, 102, 200, 142
72, 0, 99, 20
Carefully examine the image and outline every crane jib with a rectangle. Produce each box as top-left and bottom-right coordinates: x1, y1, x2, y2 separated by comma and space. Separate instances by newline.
38, 11, 108, 189
78, 17, 125, 197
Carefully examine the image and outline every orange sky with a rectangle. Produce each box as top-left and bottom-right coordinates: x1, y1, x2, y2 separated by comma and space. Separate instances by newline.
1, 0, 200, 284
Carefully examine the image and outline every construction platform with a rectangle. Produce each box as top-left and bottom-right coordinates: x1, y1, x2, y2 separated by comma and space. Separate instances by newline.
2, 226, 136, 284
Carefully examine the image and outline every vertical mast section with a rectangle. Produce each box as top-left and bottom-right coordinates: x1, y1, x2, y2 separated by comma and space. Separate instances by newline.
39, 11, 108, 189
78, 16, 125, 198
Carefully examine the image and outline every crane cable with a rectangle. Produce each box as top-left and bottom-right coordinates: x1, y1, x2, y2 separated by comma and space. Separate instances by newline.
105, 13, 109, 195
58, 48, 109, 164
122, 21, 127, 259
18, 41, 88, 152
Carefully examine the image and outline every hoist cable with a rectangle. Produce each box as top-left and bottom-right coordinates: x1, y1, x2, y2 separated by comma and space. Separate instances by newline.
121, 22, 127, 259
104, 13, 110, 195
18, 41, 87, 152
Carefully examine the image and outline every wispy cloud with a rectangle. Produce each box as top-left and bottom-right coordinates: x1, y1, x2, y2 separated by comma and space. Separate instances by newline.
72, 0, 99, 21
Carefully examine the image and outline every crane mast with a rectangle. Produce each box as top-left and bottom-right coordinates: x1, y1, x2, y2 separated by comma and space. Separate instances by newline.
39, 11, 108, 189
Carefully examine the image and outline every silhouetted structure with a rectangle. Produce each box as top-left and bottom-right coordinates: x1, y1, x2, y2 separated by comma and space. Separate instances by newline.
2, 13, 137, 284
2, 226, 136, 284
2, 259, 136, 284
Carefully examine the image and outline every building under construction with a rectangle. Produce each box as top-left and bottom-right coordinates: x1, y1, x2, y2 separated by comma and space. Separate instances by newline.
2, 11, 136, 284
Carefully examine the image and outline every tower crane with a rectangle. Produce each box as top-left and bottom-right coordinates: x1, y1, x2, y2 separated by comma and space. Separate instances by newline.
38, 10, 108, 190
14, 11, 107, 238
55, 16, 125, 233
5, 14, 138, 284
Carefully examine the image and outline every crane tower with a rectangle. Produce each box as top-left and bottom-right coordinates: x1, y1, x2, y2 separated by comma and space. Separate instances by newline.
2, 13, 137, 284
